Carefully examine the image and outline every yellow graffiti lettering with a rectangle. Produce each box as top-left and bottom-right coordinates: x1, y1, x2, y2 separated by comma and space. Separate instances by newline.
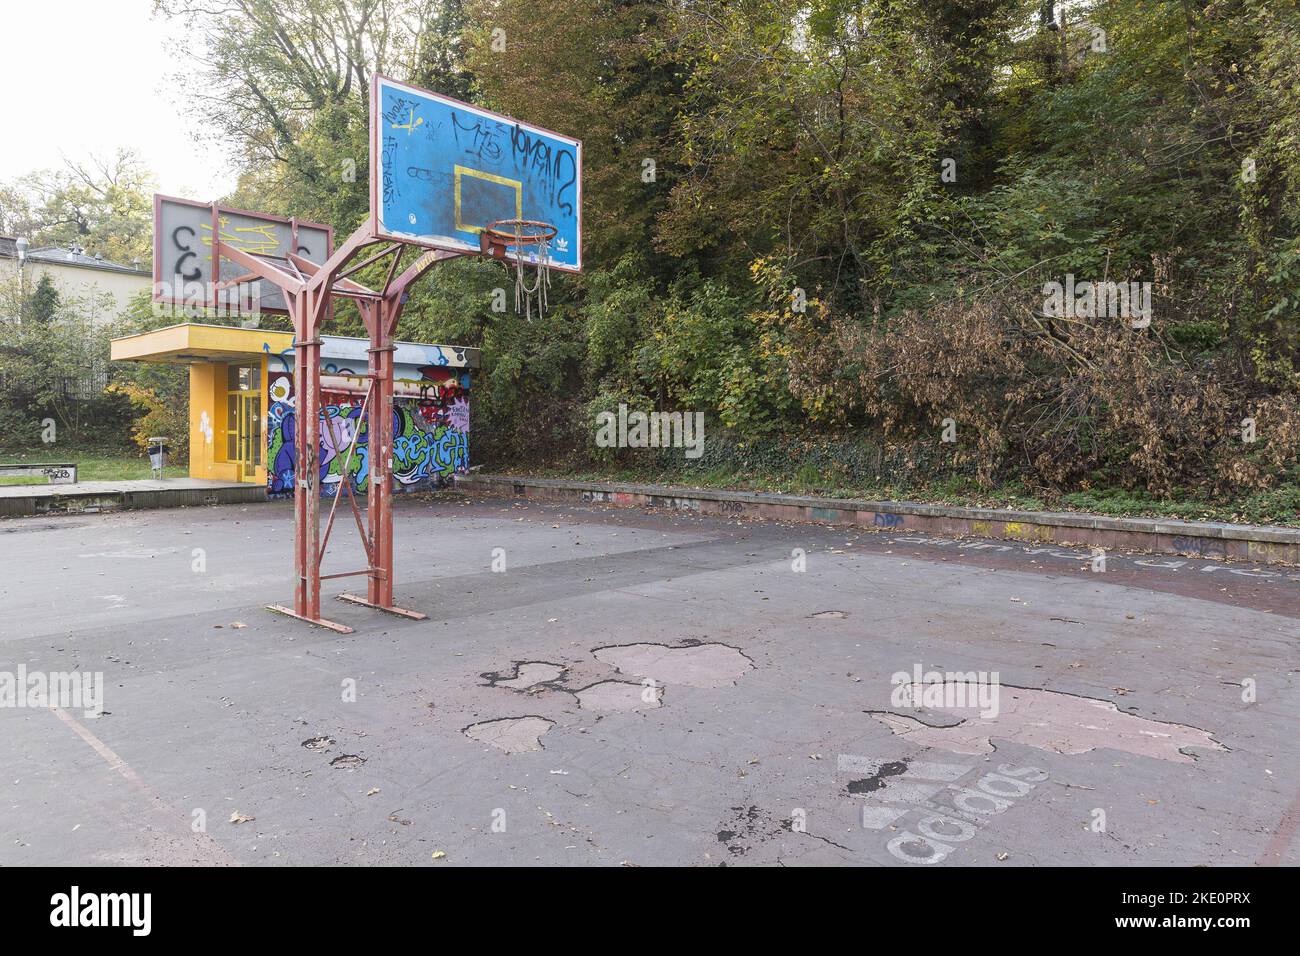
201, 217, 282, 256
392, 107, 424, 134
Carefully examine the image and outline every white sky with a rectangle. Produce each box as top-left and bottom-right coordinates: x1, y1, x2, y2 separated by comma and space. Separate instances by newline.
1, 0, 238, 199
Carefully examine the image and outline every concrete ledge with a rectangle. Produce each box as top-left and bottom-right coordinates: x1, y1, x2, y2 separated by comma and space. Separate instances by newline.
457, 474, 1300, 567
0, 480, 267, 517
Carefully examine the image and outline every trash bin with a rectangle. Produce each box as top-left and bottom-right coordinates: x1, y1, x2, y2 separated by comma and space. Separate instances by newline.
147, 437, 169, 479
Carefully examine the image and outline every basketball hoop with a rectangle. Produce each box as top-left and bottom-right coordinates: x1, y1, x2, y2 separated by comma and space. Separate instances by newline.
480, 218, 557, 320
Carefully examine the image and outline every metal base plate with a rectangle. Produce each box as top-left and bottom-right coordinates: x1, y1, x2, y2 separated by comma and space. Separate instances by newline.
336, 593, 428, 620
266, 604, 355, 634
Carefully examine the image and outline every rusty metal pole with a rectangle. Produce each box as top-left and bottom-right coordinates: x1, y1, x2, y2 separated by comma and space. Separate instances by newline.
337, 292, 424, 620
271, 228, 461, 630
291, 291, 311, 617
367, 305, 394, 608
275, 284, 352, 631
300, 288, 324, 622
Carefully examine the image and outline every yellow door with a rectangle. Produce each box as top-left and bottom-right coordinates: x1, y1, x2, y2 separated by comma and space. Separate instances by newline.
237, 393, 262, 482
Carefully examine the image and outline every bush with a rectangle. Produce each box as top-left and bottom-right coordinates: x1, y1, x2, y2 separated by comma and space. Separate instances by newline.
0, 406, 42, 450
105, 383, 190, 464
788, 287, 1300, 497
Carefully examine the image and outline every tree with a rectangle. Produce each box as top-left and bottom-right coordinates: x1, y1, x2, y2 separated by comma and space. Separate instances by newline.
0, 285, 119, 445
26, 275, 59, 325
155, 0, 471, 228
0, 150, 154, 265
658, 0, 955, 312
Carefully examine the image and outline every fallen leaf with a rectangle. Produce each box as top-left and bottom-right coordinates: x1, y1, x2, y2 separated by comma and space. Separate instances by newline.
230, 811, 254, 824
431, 850, 447, 860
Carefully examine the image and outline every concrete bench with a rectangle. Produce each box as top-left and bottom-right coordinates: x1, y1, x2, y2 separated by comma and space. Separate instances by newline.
0, 462, 78, 484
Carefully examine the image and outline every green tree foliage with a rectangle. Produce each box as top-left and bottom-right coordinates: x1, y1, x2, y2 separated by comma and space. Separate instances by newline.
26, 275, 60, 325
163, 0, 1300, 495
0, 150, 154, 265
0, 283, 128, 447
156, 0, 473, 231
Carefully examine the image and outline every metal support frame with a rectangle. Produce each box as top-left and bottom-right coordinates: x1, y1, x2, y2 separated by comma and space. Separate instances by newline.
216, 220, 463, 633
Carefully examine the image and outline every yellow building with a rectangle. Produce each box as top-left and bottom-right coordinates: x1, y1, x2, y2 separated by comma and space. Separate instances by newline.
111, 323, 477, 494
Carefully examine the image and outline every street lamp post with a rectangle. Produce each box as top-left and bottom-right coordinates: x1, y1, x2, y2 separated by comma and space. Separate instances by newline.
14, 237, 29, 320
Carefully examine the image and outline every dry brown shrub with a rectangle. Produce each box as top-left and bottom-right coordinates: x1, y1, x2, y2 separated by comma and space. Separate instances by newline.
788, 290, 1300, 495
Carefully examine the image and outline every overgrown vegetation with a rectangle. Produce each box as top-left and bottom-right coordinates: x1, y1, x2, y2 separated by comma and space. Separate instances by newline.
0, 278, 190, 460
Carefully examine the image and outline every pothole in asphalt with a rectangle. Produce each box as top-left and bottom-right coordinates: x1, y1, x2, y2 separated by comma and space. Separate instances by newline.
574, 680, 663, 712
330, 754, 366, 768
714, 805, 788, 857
302, 736, 335, 750
810, 610, 848, 620
871, 686, 1225, 763
846, 761, 908, 794
481, 661, 567, 691
592, 642, 753, 688
463, 716, 555, 753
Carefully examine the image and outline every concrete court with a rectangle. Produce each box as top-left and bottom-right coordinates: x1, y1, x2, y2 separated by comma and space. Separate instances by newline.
0, 492, 1296, 867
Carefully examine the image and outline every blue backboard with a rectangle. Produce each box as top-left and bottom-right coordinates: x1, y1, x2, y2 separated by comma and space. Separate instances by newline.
371, 76, 582, 272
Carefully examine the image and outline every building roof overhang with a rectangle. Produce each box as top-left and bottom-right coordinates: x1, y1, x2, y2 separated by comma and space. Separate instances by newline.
110, 323, 293, 365
110, 322, 480, 369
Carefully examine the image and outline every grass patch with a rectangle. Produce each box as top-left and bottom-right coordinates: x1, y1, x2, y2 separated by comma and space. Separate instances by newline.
0, 447, 187, 485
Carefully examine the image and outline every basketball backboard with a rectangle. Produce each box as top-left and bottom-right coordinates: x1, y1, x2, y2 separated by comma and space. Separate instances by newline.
153, 196, 332, 315
371, 75, 582, 272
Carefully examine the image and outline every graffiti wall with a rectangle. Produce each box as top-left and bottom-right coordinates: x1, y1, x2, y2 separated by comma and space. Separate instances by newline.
267, 365, 470, 498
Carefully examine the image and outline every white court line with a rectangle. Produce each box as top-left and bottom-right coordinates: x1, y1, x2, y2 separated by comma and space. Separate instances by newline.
50, 706, 239, 866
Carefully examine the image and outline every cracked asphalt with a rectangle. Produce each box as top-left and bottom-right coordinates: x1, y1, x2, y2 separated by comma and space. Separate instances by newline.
1, 491, 1296, 866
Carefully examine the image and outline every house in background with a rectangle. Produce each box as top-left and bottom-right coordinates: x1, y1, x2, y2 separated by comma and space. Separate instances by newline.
110, 323, 476, 495
0, 237, 151, 322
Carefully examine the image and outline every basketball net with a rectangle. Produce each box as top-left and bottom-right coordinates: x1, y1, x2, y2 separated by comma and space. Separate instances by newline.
509, 220, 551, 321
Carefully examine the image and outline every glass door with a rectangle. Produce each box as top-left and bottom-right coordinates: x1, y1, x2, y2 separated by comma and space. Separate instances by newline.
237, 393, 262, 482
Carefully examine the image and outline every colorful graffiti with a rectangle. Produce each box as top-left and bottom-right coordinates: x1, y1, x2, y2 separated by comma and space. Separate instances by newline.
267, 367, 469, 497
